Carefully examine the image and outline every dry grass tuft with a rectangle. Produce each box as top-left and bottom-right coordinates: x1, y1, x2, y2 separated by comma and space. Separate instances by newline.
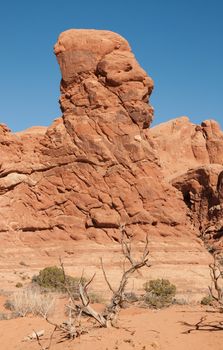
5, 287, 55, 317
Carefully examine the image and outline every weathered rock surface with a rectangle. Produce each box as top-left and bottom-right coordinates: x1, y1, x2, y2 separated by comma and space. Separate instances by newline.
150, 117, 223, 251
1, 29, 223, 296
149, 117, 223, 179
0, 29, 193, 244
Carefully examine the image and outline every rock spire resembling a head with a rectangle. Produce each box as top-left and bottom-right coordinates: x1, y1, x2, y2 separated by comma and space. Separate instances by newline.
54, 29, 154, 129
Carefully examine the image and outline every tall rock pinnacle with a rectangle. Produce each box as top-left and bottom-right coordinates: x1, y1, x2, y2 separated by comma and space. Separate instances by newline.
54, 29, 154, 129
45, 29, 191, 241
0, 29, 195, 243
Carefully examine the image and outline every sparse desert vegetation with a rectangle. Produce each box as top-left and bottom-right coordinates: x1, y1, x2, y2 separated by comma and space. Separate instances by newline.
1, 231, 220, 350
32, 265, 85, 297
4, 287, 55, 318
0, 249, 223, 350
143, 278, 176, 309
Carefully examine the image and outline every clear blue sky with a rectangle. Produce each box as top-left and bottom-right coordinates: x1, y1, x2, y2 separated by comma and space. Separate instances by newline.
0, 0, 222, 132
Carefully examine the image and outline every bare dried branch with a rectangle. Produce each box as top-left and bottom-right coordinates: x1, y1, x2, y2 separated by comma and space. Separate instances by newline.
48, 326, 57, 349
38, 228, 151, 347
33, 328, 56, 350
208, 259, 223, 305
182, 316, 223, 333
33, 330, 45, 350
142, 235, 150, 263
100, 257, 115, 293
78, 277, 107, 327
103, 232, 151, 324
84, 273, 96, 290
121, 237, 135, 266
58, 258, 79, 306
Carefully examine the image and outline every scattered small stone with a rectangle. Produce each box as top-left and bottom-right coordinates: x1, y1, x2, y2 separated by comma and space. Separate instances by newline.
150, 341, 159, 349
23, 330, 45, 341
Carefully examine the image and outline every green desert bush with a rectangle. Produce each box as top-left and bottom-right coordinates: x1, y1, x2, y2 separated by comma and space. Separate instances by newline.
88, 292, 105, 304
143, 278, 176, 309
15, 282, 23, 288
124, 292, 139, 303
32, 266, 85, 298
0, 311, 20, 320
201, 295, 213, 306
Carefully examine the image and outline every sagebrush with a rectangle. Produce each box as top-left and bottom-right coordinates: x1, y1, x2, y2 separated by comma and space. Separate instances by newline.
32, 266, 85, 298
143, 278, 176, 308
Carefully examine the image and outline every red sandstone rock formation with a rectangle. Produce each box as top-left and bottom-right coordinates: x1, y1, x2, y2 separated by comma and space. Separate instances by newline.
0, 29, 192, 245
149, 117, 223, 179
0, 29, 222, 256
2, 29, 223, 297
150, 117, 223, 250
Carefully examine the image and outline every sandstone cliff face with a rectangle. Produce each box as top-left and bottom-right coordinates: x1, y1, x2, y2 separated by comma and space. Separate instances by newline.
149, 117, 223, 178
150, 117, 223, 251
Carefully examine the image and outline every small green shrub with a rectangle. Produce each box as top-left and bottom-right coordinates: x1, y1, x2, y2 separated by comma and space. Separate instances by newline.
201, 295, 213, 306
4, 299, 14, 311
21, 275, 27, 281
0, 312, 20, 320
143, 279, 176, 309
124, 292, 139, 303
32, 266, 84, 297
15, 282, 23, 288
88, 292, 104, 304
172, 298, 188, 305
206, 245, 217, 254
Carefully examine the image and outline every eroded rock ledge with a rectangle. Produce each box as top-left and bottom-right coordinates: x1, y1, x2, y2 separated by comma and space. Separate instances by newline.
150, 117, 223, 251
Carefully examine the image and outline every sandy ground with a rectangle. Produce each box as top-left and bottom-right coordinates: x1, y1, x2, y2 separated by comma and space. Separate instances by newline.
0, 297, 223, 350
0, 239, 212, 302
0, 240, 218, 349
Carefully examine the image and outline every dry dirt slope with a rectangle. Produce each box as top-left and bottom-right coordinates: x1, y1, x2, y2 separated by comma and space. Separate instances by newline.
0, 303, 223, 350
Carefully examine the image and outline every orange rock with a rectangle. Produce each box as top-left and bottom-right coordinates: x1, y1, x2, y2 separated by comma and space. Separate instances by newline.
0, 29, 222, 258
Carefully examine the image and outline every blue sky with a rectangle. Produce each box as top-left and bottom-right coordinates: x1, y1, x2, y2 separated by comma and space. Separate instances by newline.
0, 0, 222, 132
